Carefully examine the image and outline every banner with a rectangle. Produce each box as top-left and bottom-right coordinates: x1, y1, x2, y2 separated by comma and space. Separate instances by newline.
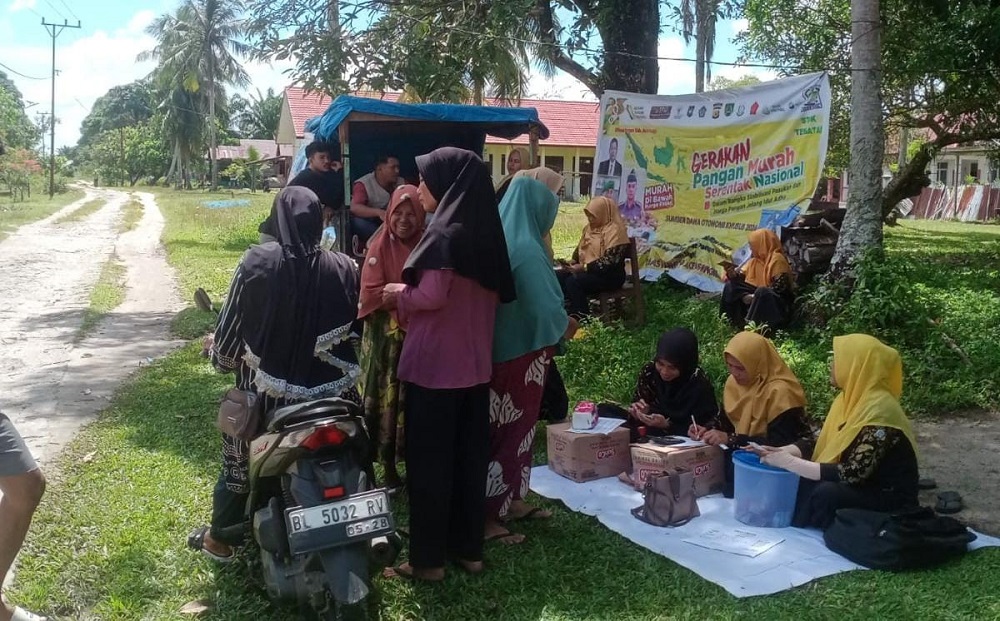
592, 72, 831, 291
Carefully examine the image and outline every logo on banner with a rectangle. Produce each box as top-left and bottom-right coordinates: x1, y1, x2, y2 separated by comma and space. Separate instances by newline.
650, 105, 672, 119
725, 103, 735, 117
802, 84, 823, 111
737, 104, 746, 116
698, 106, 707, 118
712, 103, 722, 119
687, 105, 696, 117
750, 101, 760, 115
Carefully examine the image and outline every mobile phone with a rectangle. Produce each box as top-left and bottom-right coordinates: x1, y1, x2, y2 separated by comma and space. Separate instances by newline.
649, 436, 685, 446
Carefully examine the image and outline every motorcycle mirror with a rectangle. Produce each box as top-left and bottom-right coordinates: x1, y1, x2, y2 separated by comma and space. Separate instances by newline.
194, 288, 216, 315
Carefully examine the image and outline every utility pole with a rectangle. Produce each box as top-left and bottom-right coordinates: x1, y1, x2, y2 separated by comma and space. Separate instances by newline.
42, 18, 81, 198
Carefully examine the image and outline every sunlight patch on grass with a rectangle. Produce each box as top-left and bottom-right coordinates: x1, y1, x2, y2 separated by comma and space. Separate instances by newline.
76, 255, 127, 341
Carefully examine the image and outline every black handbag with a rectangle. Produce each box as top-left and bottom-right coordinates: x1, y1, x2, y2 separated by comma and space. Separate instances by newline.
824, 506, 976, 571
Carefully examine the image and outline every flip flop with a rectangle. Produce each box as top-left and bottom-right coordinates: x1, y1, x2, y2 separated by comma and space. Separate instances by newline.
448, 557, 485, 575
382, 563, 444, 582
936, 491, 964, 514
918, 478, 938, 490
504, 506, 553, 522
12, 607, 48, 621
484, 529, 526, 545
187, 525, 235, 564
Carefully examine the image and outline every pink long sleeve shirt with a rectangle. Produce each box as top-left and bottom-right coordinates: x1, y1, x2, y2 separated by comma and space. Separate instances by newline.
396, 269, 498, 390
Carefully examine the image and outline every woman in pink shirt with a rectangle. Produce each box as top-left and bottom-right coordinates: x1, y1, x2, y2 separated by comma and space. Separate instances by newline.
382, 147, 515, 582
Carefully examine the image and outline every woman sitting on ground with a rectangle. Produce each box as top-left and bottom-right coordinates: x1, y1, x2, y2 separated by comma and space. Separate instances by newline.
720, 228, 795, 332
691, 331, 813, 496
486, 176, 577, 545
616, 328, 718, 441
357, 185, 425, 490
556, 196, 630, 318
190, 187, 361, 563
755, 334, 919, 529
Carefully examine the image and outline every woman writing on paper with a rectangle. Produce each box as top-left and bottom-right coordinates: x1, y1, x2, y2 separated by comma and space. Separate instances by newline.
690, 332, 813, 496
752, 334, 919, 529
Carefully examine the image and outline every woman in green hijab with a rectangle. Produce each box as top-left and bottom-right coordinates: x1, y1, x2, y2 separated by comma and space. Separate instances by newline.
485, 176, 577, 544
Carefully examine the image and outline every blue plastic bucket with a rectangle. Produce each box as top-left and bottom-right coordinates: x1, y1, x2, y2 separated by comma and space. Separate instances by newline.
732, 450, 800, 528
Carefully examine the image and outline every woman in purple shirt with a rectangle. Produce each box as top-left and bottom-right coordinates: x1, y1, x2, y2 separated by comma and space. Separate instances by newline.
382, 147, 515, 581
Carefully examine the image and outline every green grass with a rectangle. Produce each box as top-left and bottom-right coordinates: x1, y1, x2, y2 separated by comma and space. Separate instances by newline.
76, 256, 127, 342
9, 192, 1000, 620
119, 197, 144, 233
54, 198, 106, 225
0, 188, 86, 240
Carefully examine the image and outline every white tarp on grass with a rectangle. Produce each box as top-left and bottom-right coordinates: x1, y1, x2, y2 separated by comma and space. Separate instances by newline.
530, 466, 1000, 597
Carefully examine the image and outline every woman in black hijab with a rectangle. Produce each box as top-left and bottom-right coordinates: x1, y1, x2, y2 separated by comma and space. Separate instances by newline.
381, 147, 514, 582
623, 328, 719, 439
188, 186, 362, 563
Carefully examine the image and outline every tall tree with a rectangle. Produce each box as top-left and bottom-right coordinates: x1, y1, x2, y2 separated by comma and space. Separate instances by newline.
230, 88, 282, 139
707, 74, 762, 91
679, 0, 722, 93
140, 0, 249, 190
0, 71, 40, 152
741, 0, 1000, 220
244, 0, 739, 99
78, 81, 155, 148
829, 0, 884, 274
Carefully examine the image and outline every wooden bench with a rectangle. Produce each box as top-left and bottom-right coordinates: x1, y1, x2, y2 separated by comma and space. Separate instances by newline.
593, 237, 645, 326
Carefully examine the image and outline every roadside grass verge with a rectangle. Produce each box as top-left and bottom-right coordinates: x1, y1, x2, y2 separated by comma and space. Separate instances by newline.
9, 189, 1000, 620
54, 198, 106, 225
0, 188, 86, 240
76, 256, 127, 342
119, 196, 144, 233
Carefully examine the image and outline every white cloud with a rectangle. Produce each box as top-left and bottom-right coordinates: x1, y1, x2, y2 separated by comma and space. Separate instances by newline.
8, 0, 37, 12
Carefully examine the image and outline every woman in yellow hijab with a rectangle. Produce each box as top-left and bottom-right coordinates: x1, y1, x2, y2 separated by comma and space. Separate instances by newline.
720, 228, 795, 333
692, 332, 812, 496
755, 334, 919, 528
556, 196, 630, 317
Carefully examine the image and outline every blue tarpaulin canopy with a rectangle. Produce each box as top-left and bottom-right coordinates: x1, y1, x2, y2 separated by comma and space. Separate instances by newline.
301, 96, 550, 187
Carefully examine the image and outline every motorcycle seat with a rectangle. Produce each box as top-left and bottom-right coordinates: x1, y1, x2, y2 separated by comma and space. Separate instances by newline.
267, 397, 361, 432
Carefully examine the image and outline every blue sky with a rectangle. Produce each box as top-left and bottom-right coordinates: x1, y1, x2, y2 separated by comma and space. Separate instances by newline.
1, 0, 772, 148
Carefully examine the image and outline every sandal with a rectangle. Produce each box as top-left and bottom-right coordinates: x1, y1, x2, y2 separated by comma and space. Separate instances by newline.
504, 506, 553, 522
187, 525, 235, 564
935, 491, 964, 514
918, 478, 938, 490
484, 528, 526, 545
382, 563, 444, 582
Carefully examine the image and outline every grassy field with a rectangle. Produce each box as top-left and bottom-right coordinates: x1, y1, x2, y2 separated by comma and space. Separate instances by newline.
0, 188, 86, 240
76, 256, 127, 342
10, 189, 1000, 620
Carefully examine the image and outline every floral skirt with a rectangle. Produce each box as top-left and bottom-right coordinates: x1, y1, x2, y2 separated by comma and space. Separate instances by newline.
485, 347, 553, 519
358, 311, 405, 465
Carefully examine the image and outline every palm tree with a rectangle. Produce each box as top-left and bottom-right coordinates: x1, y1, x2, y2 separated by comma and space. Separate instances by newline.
230, 88, 282, 140
680, 0, 721, 93
139, 0, 249, 190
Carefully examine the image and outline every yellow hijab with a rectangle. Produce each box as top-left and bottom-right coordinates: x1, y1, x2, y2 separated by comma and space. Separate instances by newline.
577, 196, 629, 265
723, 332, 808, 437
742, 229, 792, 287
812, 334, 917, 464
515, 167, 564, 259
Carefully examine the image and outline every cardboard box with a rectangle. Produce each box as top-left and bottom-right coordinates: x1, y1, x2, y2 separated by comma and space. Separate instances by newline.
629, 443, 725, 497
546, 422, 630, 483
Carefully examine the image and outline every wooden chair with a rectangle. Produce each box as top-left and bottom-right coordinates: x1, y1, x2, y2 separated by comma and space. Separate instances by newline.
593, 238, 645, 326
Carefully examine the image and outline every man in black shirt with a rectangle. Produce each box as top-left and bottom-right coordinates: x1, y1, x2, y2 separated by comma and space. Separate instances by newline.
259, 141, 344, 243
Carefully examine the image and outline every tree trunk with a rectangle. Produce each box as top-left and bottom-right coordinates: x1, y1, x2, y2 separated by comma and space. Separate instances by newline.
882, 140, 934, 219
695, 29, 706, 93
596, 0, 660, 94
828, 0, 884, 277
166, 139, 178, 187
209, 65, 218, 191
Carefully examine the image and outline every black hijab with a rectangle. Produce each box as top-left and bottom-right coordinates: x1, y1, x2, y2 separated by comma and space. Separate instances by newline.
652, 328, 719, 424
241, 186, 361, 400
403, 147, 516, 303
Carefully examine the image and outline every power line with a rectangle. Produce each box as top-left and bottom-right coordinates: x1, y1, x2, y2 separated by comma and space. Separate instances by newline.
56, 0, 79, 21
0, 61, 47, 80
41, 0, 67, 21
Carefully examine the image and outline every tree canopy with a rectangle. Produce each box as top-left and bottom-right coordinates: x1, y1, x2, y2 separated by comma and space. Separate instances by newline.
0, 71, 40, 152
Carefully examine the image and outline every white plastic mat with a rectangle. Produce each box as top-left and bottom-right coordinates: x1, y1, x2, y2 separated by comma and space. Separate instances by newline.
530, 466, 1000, 597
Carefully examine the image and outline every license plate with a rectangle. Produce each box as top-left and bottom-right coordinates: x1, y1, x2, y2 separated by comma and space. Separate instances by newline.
287, 491, 389, 534
346, 516, 391, 538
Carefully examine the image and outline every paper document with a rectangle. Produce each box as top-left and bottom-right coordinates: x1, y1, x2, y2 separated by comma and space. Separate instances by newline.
682, 528, 785, 558
567, 417, 627, 435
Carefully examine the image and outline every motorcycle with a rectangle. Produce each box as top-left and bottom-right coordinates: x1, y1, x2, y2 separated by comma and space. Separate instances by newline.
195, 288, 401, 619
